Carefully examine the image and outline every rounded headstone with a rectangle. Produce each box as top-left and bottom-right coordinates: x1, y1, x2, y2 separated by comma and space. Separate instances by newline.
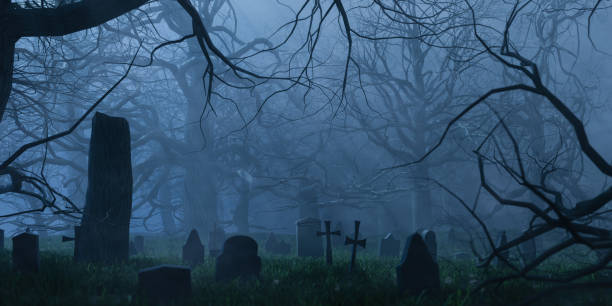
215, 235, 261, 281
138, 265, 191, 306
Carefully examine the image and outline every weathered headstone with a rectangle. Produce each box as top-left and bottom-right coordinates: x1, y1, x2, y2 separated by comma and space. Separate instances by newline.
519, 233, 537, 264
396, 233, 440, 295
215, 235, 261, 281
208, 225, 225, 257
379, 233, 400, 257
419, 229, 437, 262
183, 229, 205, 267
138, 265, 191, 306
345, 220, 366, 272
495, 231, 509, 268
61, 226, 81, 260
134, 235, 145, 254
77, 112, 133, 263
0, 228, 4, 250
12, 232, 39, 273
296, 217, 323, 257
317, 220, 341, 265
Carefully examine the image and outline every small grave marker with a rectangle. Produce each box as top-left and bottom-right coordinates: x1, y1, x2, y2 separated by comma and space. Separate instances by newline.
215, 235, 261, 281
396, 233, 440, 295
182, 229, 205, 267
317, 220, 341, 265
296, 217, 323, 257
344, 220, 366, 272
379, 233, 400, 257
12, 232, 39, 273
138, 265, 191, 306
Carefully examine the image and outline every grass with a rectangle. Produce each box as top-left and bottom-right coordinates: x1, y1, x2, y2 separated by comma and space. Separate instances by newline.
0, 234, 610, 305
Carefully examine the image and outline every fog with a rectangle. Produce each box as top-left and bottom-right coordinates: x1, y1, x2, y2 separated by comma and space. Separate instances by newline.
0, 1, 610, 299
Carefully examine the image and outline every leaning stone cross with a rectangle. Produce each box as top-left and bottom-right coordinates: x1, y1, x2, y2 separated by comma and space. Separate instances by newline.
344, 220, 366, 272
317, 220, 341, 265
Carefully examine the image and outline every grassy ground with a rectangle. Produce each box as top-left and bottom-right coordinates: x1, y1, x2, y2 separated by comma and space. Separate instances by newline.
0, 234, 609, 305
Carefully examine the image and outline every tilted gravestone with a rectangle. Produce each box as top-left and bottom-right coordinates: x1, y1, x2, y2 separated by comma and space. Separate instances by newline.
77, 112, 132, 263
379, 233, 400, 257
264, 232, 291, 255
519, 233, 537, 264
419, 229, 437, 262
215, 235, 261, 281
138, 265, 191, 306
183, 229, 205, 267
12, 232, 39, 273
0, 228, 4, 250
495, 231, 509, 268
396, 233, 440, 295
208, 225, 225, 257
296, 217, 323, 257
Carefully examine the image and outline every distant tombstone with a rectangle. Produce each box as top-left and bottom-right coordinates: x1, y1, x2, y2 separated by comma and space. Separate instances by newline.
0, 229, 4, 250
182, 229, 205, 267
12, 232, 39, 273
296, 217, 323, 257
495, 231, 509, 268
215, 235, 261, 281
134, 235, 145, 254
379, 233, 400, 257
396, 233, 440, 295
208, 225, 225, 256
77, 112, 133, 263
519, 233, 536, 264
419, 229, 437, 262
138, 265, 191, 306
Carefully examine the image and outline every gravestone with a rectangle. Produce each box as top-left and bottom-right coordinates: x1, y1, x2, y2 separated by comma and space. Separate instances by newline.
61, 226, 81, 260
379, 233, 400, 257
208, 225, 225, 257
183, 229, 205, 267
345, 220, 366, 272
419, 229, 437, 262
215, 235, 261, 281
495, 231, 509, 268
77, 112, 133, 263
134, 235, 145, 254
12, 232, 39, 273
396, 233, 440, 295
296, 217, 323, 257
519, 233, 537, 264
317, 220, 341, 265
138, 265, 191, 306
0, 228, 3, 250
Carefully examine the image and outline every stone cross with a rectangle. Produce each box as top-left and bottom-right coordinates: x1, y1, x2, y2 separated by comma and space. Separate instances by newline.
12, 232, 39, 273
138, 265, 191, 306
344, 220, 366, 272
317, 220, 341, 265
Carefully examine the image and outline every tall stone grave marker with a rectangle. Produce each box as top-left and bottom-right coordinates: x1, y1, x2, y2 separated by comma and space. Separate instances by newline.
77, 112, 132, 263
379, 233, 400, 257
138, 265, 191, 306
183, 229, 205, 267
296, 217, 323, 257
12, 232, 39, 273
215, 235, 261, 281
396, 233, 440, 295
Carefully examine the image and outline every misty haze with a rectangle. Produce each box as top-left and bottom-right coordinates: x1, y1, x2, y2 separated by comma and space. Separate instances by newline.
0, 0, 610, 305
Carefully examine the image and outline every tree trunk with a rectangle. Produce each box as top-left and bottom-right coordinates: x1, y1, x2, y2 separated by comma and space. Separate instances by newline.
0, 32, 16, 122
